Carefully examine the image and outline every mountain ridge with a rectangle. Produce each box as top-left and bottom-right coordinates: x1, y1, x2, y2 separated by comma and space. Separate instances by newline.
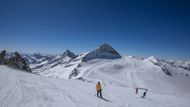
1, 43, 190, 80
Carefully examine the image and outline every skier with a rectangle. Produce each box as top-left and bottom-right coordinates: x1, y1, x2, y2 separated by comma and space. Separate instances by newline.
142, 90, 147, 98
136, 88, 138, 94
96, 81, 102, 98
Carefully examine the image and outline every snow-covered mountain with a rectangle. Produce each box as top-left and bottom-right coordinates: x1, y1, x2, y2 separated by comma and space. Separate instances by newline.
25, 50, 85, 78
22, 44, 190, 80
24, 44, 122, 79
1, 43, 190, 107
22, 53, 49, 64
164, 59, 190, 71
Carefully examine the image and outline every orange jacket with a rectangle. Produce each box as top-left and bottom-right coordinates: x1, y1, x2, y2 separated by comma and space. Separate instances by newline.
96, 83, 102, 91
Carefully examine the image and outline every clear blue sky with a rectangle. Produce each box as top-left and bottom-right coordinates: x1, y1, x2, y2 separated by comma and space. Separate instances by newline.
0, 0, 190, 59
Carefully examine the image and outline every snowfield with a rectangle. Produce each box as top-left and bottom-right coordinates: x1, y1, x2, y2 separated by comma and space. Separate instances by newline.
1, 57, 190, 107
1, 45, 190, 107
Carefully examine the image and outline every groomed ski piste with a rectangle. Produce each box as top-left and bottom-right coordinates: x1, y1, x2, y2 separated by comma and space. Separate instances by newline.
0, 56, 190, 107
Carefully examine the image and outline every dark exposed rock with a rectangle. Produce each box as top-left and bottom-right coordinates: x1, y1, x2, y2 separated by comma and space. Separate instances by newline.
0, 50, 31, 72
62, 50, 77, 59
69, 68, 80, 79
0, 50, 7, 65
8, 52, 31, 72
82, 43, 121, 62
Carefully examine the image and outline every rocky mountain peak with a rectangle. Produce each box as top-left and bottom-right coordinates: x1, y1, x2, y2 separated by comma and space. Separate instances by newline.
0, 50, 31, 72
82, 43, 121, 62
147, 56, 159, 64
62, 50, 77, 59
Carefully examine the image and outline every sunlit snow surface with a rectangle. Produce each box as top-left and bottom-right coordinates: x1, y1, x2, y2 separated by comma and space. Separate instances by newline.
0, 56, 190, 107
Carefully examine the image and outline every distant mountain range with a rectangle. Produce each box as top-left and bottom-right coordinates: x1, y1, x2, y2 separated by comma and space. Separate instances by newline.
0, 43, 190, 80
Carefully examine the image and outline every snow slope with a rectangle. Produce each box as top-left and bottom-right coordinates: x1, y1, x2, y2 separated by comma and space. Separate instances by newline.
74, 57, 190, 95
1, 63, 190, 107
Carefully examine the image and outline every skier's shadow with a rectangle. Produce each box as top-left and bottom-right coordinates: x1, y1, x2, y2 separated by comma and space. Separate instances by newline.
100, 97, 112, 103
